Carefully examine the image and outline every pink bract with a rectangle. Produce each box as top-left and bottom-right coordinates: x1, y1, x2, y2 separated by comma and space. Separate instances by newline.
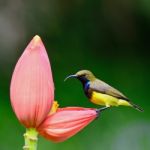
38, 107, 97, 142
10, 35, 54, 128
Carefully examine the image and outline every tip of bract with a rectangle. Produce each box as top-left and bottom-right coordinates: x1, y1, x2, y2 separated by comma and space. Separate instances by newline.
27, 35, 43, 52
33, 35, 41, 43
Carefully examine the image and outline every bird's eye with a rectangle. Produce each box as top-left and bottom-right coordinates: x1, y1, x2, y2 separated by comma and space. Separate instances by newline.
80, 74, 86, 77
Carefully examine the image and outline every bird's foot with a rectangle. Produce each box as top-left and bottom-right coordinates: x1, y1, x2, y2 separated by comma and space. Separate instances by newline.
96, 106, 110, 118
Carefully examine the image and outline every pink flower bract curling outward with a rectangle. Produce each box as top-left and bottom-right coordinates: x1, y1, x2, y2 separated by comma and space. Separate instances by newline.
10, 35, 54, 128
37, 107, 97, 142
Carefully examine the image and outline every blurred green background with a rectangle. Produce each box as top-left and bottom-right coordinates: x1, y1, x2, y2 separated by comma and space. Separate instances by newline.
0, 0, 150, 150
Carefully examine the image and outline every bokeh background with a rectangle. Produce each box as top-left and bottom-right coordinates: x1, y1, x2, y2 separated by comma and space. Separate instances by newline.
0, 0, 150, 150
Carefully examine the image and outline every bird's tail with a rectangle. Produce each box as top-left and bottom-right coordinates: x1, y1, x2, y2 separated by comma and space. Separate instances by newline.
130, 102, 144, 112
118, 99, 143, 112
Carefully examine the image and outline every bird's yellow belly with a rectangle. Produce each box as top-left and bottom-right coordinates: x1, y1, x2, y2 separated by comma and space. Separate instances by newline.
90, 92, 129, 107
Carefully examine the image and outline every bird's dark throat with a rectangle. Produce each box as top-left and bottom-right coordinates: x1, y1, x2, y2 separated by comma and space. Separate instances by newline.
77, 76, 91, 98
78, 76, 89, 84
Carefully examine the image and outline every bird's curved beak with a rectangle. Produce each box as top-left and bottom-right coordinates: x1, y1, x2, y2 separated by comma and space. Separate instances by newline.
64, 74, 77, 81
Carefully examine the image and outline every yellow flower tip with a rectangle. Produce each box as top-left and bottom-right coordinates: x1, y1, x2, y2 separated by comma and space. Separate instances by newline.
49, 101, 59, 115
33, 35, 41, 42
29, 35, 43, 50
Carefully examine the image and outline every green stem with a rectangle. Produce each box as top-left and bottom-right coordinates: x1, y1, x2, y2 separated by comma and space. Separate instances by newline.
23, 128, 38, 150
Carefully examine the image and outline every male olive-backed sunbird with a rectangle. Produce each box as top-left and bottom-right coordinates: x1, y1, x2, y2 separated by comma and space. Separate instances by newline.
65, 70, 143, 112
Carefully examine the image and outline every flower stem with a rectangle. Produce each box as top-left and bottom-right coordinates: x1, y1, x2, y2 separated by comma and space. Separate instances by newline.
23, 128, 38, 150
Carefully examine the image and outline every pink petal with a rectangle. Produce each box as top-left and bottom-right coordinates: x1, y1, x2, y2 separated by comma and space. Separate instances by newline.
37, 107, 97, 142
10, 35, 54, 128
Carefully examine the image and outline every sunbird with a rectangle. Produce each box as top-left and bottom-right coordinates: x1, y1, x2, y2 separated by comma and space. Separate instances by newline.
65, 70, 143, 112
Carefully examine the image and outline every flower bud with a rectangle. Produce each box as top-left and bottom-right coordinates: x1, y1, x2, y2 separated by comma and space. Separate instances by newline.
10, 35, 54, 128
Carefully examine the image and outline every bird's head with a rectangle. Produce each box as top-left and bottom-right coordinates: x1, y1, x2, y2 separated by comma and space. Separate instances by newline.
64, 70, 96, 83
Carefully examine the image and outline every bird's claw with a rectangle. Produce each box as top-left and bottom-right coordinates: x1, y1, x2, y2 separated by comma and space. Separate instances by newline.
96, 106, 110, 118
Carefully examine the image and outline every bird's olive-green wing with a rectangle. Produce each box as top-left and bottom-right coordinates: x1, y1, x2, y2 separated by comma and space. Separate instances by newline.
89, 79, 129, 101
